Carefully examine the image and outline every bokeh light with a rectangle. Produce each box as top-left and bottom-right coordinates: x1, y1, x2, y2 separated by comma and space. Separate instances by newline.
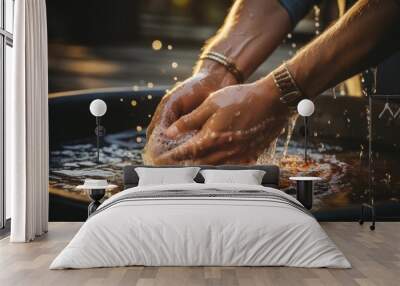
172, 0, 189, 8
152, 40, 162, 51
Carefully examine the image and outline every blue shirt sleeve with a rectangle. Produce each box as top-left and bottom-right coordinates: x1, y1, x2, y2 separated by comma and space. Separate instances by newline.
278, 0, 322, 27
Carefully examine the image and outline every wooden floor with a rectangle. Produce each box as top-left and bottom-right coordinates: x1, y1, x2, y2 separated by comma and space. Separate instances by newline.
0, 222, 399, 286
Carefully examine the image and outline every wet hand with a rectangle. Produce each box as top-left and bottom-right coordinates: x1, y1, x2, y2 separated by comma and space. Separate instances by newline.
144, 65, 236, 163
155, 76, 290, 165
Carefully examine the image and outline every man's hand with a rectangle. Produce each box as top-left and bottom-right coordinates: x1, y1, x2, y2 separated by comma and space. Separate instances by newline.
143, 0, 293, 165
153, 76, 290, 165
144, 65, 236, 163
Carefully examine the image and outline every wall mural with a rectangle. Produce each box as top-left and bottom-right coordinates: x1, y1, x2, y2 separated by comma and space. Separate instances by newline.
47, 0, 400, 221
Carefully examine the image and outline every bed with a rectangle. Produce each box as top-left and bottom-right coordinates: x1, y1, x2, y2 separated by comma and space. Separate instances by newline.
50, 165, 350, 269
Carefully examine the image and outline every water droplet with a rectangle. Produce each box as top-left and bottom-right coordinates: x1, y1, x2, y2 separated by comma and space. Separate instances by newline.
131, 100, 137, 107
313, 5, 320, 36
287, 33, 292, 39
136, 126, 143, 132
147, 94, 152, 100
148, 114, 152, 118
120, 98, 124, 102
171, 62, 178, 69
152, 40, 162, 51
313, 5, 320, 14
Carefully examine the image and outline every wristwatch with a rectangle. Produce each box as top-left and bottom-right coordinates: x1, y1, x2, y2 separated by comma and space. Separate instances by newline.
272, 62, 305, 108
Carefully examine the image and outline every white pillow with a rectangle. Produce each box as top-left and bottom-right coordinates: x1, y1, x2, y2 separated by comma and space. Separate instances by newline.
135, 167, 200, 186
200, 169, 266, 185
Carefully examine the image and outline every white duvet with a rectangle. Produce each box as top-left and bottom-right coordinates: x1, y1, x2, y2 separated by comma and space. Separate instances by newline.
50, 183, 351, 269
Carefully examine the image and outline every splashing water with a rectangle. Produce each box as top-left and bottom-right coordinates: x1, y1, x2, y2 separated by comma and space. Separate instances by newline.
286, 33, 296, 57
313, 5, 321, 36
359, 144, 364, 160
285, 5, 320, 58
332, 86, 337, 99
384, 172, 391, 185
257, 112, 299, 165
257, 138, 279, 165
283, 113, 299, 157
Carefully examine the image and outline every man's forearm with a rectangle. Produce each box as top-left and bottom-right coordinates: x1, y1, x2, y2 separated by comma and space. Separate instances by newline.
195, 0, 292, 80
288, 0, 400, 99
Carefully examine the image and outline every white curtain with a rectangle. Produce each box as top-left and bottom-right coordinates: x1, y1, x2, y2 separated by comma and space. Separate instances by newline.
6, 0, 49, 242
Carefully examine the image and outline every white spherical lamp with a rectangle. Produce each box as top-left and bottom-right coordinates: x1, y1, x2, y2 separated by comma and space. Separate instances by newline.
89, 99, 107, 163
90, 99, 107, 117
297, 99, 315, 117
296, 99, 315, 163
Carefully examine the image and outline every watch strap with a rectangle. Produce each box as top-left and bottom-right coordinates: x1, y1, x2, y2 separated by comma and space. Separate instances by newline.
273, 62, 305, 107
